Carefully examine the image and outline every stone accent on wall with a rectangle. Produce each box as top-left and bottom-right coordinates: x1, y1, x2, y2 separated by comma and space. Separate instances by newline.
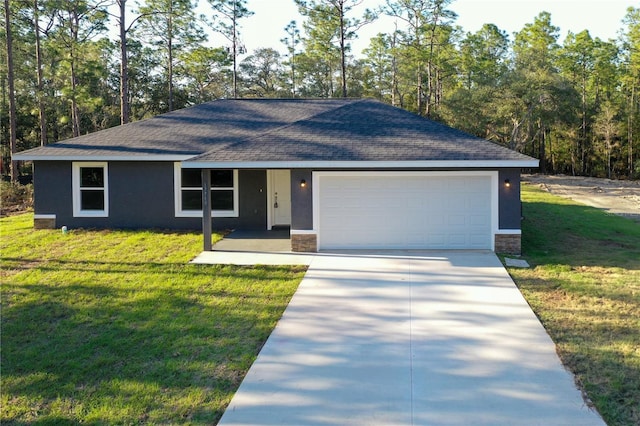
34, 218, 56, 229
495, 233, 521, 254
291, 233, 317, 252
33, 215, 56, 229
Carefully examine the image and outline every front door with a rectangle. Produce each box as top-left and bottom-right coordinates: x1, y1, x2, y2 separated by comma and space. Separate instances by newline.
269, 170, 291, 228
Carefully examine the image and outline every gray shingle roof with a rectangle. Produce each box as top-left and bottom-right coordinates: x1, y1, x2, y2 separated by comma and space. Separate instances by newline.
14, 98, 537, 166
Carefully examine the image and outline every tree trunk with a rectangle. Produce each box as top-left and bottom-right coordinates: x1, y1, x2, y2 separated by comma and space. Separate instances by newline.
417, 68, 423, 115
70, 60, 80, 137
34, 0, 47, 145
548, 130, 555, 173
425, 58, 433, 117
118, 0, 130, 124
413, 15, 423, 115
630, 85, 635, 177
539, 125, 547, 173
338, 1, 347, 98
607, 137, 612, 179
167, 6, 174, 111
327, 55, 334, 97
425, 9, 441, 118
70, 9, 81, 137
232, 7, 238, 98
4, 0, 18, 182
580, 71, 588, 176
391, 27, 399, 107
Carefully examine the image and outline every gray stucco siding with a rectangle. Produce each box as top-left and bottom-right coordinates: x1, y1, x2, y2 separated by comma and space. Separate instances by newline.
33, 161, 522, 234
32, 162, 267, 231
498, 168, 522, 230
110, 162, 186, 228
290, 169, 313, 230
34, 161, 190, 230
288, 168, 523, 233
34, 161, 73, 219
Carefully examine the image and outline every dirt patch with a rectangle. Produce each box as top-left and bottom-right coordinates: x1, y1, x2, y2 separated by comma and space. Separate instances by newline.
523, 174, 640, 222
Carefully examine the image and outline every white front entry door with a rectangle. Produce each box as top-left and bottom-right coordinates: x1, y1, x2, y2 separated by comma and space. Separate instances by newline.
269, 170, 291, 228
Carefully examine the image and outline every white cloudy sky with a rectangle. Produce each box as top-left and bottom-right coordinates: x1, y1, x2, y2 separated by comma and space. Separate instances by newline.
223, 0, 634, 55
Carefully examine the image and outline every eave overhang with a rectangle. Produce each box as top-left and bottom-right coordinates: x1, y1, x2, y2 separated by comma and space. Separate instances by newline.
12, 154, 195, 162
180, 160, 540, 169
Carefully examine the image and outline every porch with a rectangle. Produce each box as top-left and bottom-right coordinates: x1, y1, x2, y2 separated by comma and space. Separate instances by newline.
191, 228, 315, 266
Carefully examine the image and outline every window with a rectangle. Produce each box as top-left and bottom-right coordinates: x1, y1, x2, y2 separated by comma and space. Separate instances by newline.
73, 162, 108, 217
174, 163, 239, 217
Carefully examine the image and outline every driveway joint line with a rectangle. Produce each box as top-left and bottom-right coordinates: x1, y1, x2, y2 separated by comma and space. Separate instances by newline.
409, 257, 415, 426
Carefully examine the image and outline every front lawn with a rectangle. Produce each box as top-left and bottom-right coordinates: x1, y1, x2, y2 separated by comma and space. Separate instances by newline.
509, 184, 640, 426
3, 188, 639, 425
1, 214, 305, 424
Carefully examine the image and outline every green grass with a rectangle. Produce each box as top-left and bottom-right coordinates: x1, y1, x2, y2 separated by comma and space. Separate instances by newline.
1, 214, 306, 424
4, 190, 639, 425
508, 184, 640, 426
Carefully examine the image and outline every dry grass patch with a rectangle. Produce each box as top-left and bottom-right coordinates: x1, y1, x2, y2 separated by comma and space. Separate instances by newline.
508, 184, 639, 426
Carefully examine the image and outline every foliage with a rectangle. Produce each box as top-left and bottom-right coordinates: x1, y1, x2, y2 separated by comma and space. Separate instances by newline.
295, 0, 378, 98
239, 48, 286, 97
135, 0, 205, 112
207, 0, 254, 98
509, 184, 640, 426
3, 2, 640, 179
0, 213, 305, 423
0, 181, 33, 215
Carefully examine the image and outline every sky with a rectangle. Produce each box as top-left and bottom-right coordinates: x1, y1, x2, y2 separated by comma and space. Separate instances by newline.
224, 0, 634, 56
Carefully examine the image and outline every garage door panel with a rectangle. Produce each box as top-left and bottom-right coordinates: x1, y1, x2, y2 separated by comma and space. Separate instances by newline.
318, 174, 492, 250
470, 214, 490, 226
469, 233, 490, 246
446, 214, 466, 226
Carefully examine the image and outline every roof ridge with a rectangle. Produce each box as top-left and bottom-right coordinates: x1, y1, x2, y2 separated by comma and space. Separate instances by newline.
195, 98, 364, 158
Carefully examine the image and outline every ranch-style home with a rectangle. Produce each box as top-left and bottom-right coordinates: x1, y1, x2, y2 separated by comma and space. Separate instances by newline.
14, 98, 538, 253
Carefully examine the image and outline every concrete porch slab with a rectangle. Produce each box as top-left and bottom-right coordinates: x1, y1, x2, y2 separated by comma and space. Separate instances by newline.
212, 229, 292, 252
190, 229, 314, 266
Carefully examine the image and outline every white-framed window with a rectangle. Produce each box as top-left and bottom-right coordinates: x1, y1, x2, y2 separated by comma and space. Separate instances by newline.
174, 163, 239, 217
72, 162, 109, 217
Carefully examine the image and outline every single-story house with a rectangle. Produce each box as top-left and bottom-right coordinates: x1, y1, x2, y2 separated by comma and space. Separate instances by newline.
13, 98, 538, 253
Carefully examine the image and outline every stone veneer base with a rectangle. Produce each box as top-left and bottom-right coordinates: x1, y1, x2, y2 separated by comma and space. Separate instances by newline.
291, 233, 317, 252
495, 233, 522, 255
292, 233, 521, 254
34, 217, 56, 229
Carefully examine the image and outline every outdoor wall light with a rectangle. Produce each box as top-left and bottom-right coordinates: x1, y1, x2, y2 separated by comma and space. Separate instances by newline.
504, 179, 511, 188
300, 179, 307, 188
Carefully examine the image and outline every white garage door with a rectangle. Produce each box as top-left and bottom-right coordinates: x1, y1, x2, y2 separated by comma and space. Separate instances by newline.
317, 173, 493, 250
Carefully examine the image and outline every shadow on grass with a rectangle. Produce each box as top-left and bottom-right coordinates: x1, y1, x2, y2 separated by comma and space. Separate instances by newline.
2, 265, 303, 424
1, 257, 306, 277
513, 187, 640, 426
517, 279, 640, 426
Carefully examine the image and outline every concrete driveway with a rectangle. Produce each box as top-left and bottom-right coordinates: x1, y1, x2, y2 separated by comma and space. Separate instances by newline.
219, 251, 604, 425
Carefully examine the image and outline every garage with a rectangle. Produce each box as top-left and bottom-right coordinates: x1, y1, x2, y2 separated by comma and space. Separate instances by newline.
315, 172, 496, 250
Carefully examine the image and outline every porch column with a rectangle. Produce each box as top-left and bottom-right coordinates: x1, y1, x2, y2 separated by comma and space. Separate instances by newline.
202, 168, 212, 251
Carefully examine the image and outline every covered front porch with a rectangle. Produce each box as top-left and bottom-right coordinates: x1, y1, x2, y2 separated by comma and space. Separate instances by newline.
192, 167, 313, 253
210, 228, 291, 253
192, 228, 315, 266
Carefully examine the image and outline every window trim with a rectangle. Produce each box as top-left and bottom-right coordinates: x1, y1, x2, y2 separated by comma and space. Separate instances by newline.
72, 162, 109, 217
174, 163, 239, 218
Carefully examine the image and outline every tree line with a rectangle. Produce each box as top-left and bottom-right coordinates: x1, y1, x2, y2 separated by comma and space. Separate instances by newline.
2, 0, 640, 181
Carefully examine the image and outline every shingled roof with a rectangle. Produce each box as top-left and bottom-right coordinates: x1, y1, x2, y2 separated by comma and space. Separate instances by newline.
14, 98, 538, 168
